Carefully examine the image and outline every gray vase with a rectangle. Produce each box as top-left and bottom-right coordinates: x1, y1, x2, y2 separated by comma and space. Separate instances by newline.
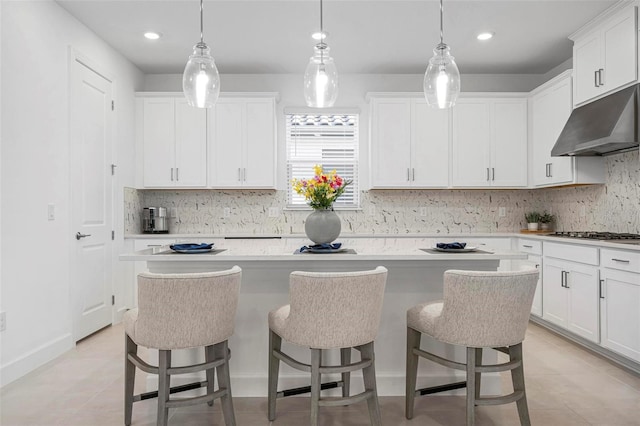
304, 209, 341, 244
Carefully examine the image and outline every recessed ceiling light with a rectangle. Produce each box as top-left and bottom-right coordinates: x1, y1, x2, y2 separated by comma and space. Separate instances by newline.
477, 32, 494, 41
144, 32, 162, 40
311, 31, 329, 41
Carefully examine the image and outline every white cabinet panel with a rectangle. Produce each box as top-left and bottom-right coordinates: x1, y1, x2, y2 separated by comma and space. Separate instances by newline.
452, 100, 491, 187
600, 267, 640, 362
369, 96, 449, 188
571, 3, 637, 106
543, 246, 600, 343
492, 100, 528, 187
412, 100, 449, 187
529, 72, 605, 187
452, 97, 527, 188
140, 96, 207, 188
209, 96, 277, 189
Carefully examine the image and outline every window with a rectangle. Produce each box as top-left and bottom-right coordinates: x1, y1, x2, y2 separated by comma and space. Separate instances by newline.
286, 112, 360, 209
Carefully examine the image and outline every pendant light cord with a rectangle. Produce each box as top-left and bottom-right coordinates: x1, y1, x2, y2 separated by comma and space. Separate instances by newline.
319, 0, 325, 65
200, 0, 204, 43
439, 0, 444, 46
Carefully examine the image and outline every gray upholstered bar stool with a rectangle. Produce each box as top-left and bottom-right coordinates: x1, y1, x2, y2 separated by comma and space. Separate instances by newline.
406, 269, 539, 426
123, 266, 242, 426
268, 266, 388, 426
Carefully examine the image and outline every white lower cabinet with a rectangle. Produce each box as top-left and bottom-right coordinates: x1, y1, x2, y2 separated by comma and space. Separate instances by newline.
542, 243, 600, 343
512, 239, 543, 316
600, 249, 640, 362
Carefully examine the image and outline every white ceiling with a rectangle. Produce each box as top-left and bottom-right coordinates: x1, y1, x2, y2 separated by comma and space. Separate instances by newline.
56, 0, 617, 75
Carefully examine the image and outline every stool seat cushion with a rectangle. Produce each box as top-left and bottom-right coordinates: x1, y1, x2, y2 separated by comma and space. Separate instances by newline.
124, 268, 242, 350
268, 267, 387, 350
407, 270, 538, 348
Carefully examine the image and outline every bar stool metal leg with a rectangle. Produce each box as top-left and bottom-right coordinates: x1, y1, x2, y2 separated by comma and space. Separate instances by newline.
268, 330, 282, 421
157, 350, 171, 426
215, 341, 236, 426
340, 347, 351, 398
205, 345, 215, 407
124, 335, 137, 426
360, 342, 382, 426
474, 348, 483, 400
310, 349, 322, 426
466, 347, 476, 426
405, 327, 421, 419
510, 343, 531, 426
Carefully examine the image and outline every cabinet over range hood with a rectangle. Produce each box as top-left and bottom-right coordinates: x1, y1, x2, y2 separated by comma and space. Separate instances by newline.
552, 84, 639, 156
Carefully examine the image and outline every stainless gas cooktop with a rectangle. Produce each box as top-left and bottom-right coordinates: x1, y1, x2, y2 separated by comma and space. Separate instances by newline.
548, 231, 640, 245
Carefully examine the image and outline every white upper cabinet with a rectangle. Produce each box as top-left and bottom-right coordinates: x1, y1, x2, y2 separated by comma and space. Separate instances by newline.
452, 96, 528, 188
140, 96, 207, 188
529, 71, 605, 188
369, 95, 449, 188
571, 3, 637, 106
208, 95, 277, 189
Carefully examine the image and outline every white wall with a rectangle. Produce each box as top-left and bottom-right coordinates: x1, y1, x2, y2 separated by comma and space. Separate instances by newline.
0, 0, 143, 386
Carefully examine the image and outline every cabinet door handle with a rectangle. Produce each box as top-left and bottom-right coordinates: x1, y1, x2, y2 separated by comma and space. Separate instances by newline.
176, 168, 179, 181
564, 271, 570, 289
598, 68, 604, 86
560, 270, 565, 288
594, 70, 599, 88
238, 168, 242, 182
407, 168, 410, 182
548, 163, 552, 178
599, 279, 605, 299
535, 264, 540, 269
611, 258, 630, 263
486, 168, 490, 181
170, 168, 174, 181
492, 168, 495, 181
412, 168, 415, 181
243, 168, 247, 182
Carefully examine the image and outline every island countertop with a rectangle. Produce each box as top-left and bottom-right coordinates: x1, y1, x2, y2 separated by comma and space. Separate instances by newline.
119, 237, 527, 263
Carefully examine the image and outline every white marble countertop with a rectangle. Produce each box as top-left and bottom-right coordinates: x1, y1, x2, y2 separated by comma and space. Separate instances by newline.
119, 237, 528, 262
124, 232, 640, 252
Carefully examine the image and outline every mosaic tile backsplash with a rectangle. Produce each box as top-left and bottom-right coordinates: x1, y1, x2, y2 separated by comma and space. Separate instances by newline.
124, 151, 639, 235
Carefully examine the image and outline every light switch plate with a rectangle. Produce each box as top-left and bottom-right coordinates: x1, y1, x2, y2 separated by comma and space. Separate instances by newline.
268, 207, 279, 218
223, 207, 231, 218
47, 204, 55, 221
419, 207, 428, 217
498, 207, 506, 217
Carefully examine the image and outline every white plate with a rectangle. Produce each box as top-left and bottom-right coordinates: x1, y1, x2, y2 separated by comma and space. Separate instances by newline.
172, 248, 213, 254
432, 246, 478, 253
305, 247, 348, 254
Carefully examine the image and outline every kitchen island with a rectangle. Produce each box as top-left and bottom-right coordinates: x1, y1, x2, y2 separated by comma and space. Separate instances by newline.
120, 237, 527, 397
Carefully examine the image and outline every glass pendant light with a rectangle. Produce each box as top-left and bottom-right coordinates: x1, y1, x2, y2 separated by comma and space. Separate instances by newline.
424, 0, 460, 109
303, 0, 338, 108
183, 0, 220, 108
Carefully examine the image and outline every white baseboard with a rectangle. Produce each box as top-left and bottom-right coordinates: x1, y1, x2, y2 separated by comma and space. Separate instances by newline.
0, 333, 73, 388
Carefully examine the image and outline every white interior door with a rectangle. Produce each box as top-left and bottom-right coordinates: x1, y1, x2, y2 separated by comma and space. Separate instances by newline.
70, 54, 113, 341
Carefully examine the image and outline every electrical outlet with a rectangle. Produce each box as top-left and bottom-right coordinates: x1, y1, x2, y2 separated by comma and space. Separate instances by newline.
223, 207, 231, 218
170, 207, 178, 218
498, 207, 506, 217
268, 207, 279, 218
0, 312, 6, 332
47, 204, 55, 221
369, 206, 376, 216
419, 207, 428, 217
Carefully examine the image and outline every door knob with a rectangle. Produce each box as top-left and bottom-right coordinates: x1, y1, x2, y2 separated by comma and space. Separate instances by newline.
76, 232, 92, 240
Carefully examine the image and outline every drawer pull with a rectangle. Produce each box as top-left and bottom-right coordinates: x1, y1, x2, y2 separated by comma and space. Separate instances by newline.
522, 245, 533, 248
611, 258, 631, 263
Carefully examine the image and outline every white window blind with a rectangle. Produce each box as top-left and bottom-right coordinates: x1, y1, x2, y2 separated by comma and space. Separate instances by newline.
286, 113, 359, 209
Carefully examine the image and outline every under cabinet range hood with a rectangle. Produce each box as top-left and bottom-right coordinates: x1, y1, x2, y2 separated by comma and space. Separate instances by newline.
551, 84, 639, 156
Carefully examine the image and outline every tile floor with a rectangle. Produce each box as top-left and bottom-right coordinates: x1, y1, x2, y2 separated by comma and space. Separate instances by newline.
1, 322, 639, 425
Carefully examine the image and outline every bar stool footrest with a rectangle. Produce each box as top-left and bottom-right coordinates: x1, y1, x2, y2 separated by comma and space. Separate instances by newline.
416, 381, 467, 396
